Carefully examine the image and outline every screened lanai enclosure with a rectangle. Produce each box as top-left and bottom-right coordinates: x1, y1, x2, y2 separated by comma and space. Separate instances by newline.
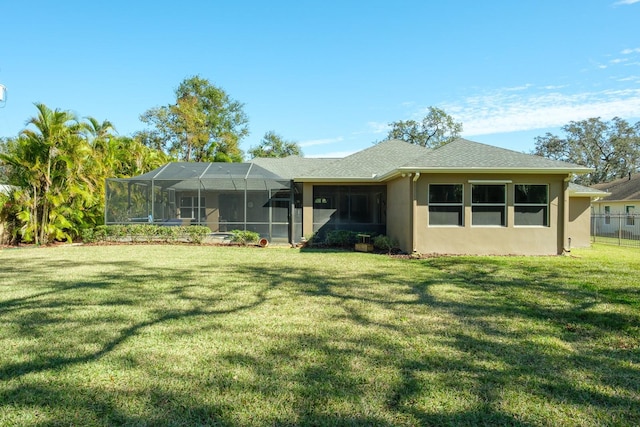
105, 163, 301, 243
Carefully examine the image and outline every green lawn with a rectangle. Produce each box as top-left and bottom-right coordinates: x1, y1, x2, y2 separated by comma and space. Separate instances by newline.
1, 244, 638, 426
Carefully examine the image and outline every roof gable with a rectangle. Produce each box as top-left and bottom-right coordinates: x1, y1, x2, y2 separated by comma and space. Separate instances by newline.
299, 139, 430, 180
250, 156, 337, 179
400, 138, 591, 171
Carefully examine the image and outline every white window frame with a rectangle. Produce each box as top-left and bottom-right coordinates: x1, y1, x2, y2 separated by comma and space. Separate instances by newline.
626, 205, 635, 226
428, 184, 464, 227
514, 184, 549, 227
180, 196, 205, 220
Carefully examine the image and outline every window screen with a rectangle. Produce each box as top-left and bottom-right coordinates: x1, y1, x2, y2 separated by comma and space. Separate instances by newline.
514, 184, 548, 226
429, 184, 463, 226
471, 184, 505, 226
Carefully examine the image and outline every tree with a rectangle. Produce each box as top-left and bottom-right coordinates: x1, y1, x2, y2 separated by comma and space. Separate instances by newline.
0, 104, 170, 244
139, 76, 249, 162
534, 117, 640, 185
248, 131, 302, 158
0, 103, 88, 244
385, 106, 463, 148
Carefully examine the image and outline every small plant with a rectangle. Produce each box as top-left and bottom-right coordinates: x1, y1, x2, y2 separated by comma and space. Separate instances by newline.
185, 226, 210, 244
230, 229, 260, 245
81, 228, 96, 243
373, 234, 400, 254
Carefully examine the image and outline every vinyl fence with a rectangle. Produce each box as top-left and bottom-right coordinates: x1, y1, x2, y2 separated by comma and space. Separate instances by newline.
591, 214, 640, 248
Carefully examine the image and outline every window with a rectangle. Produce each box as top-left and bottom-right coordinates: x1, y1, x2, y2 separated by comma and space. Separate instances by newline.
180, 196, 205, 221
514, 184, 549, 226
312, 185, 386, 235
626, 205, 636, 226
472, 184, 506, 226
429, 184, 463, 226
604, 206, 611, 225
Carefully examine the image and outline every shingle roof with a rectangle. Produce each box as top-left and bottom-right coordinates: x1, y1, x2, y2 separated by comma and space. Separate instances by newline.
297, 139, 430, 180
568, 182, 609, 197
114, 138, 594, 185
592, 173, 640, 201
396, 138, 591, 172
251, 156, 337, 180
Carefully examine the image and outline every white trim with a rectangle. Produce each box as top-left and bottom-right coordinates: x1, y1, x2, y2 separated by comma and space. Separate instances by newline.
468, 179, 512, 184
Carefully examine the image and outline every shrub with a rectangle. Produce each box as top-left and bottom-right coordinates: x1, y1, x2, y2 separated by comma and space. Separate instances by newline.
373, 234, 400, 254
80, 224, 210, 244
81, 228, 96, 243
231, 229, 260, 245
326, 230, 359, 248
185, 226, 210, 244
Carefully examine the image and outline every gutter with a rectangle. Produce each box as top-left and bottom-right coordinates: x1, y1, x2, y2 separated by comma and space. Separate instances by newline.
377, 166, 593, 182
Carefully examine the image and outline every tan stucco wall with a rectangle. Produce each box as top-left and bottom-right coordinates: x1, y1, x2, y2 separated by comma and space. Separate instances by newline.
302, 182, 314, 239
411, 174, 567, 255
568, 196, 592, 248
386, 176, 413, 252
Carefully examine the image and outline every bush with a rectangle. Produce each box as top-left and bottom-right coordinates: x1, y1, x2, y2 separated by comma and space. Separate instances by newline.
326, 230, 359, 248
80, 224, 211, 244
373, 234, 399, 254
185, 226, 210, 244
81, 228, 96, 243
230, 229, 260, 245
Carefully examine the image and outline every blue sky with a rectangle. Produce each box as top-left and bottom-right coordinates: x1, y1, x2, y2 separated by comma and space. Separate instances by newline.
1, 1, 639, 158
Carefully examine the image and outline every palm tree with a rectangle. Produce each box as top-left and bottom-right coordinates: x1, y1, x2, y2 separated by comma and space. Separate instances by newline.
3, 103, 85, 243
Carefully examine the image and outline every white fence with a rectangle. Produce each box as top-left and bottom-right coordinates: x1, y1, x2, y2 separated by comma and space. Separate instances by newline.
591, 214, 640, 247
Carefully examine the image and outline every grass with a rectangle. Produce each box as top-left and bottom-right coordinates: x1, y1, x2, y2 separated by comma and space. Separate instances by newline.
0, 243, 639, 426
591, 235, 640, 248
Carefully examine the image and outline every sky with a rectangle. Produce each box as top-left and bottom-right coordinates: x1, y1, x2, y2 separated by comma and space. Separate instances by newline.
1, 1, 639, 158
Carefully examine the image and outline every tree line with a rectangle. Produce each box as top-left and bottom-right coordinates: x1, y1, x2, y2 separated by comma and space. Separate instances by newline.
1, 73, 639, 244
0, 76, 302, 244
533, 117, 640, 185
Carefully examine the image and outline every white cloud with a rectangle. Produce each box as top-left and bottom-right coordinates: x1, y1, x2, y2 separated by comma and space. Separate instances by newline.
614, 0, 640, 4
366, 121, 390, 134
299, 136, 344, 148
621, 47, 640, 54
445, 87, 640, 136
610, 58, 629, 64
617, 75, 640, 82
503, 84, 533, 92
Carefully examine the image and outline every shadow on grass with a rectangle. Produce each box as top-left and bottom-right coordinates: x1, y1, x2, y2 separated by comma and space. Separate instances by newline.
1, 247, 639, 425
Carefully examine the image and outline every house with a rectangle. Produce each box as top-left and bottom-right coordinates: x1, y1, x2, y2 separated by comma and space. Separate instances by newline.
105, 138, 596, 255
590, 173, 640, 238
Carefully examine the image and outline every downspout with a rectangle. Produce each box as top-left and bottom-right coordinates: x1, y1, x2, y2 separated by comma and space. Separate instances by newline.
412, 172, 421, 253
563, 175, 571, 253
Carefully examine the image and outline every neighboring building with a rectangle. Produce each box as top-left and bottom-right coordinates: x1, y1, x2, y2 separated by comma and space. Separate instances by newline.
591, 173, 640, 238
106, 138, 595, 255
